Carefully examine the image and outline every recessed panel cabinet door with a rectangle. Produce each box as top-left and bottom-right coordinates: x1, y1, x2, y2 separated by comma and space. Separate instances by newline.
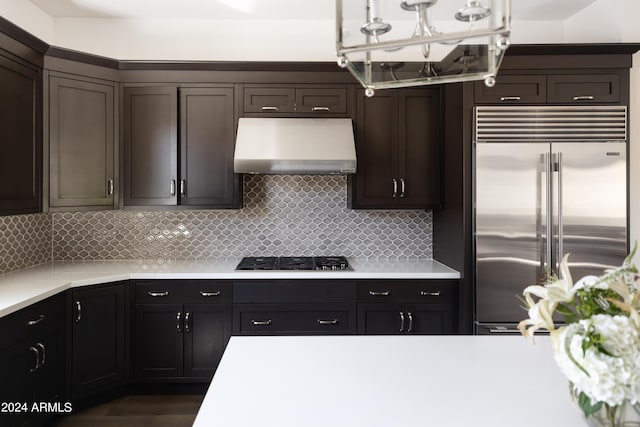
180, 88, 239, 207
0, 54, 42, 215
183, 304, 231, 379
124, 86, 178, 206
134, 304, 184, 379
49, 76, 115, 208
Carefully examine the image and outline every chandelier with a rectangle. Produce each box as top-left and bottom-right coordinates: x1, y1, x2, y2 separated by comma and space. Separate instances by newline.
336, 0, 511, 96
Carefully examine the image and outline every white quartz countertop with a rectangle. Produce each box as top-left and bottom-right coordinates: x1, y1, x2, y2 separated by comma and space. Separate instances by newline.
193, 335, 586, 427
0, 259, 459, 317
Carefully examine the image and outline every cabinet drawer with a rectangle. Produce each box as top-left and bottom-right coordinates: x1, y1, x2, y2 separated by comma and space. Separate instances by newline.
0, 293, 65, 351
135, 281, 232, 304
234, 303, 356, 335
295, 88, 347, 113
243, 87, 295, 113
547, 74, 620, 103
474, 75, 546, 104
357, 280, 456, 303
234, 281, 355, 303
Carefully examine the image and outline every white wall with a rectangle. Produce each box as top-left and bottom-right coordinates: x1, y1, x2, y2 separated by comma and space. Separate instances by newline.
0, 0, 53, 42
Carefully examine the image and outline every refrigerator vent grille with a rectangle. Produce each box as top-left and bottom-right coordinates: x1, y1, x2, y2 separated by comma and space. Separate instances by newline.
475, 106, 627, 142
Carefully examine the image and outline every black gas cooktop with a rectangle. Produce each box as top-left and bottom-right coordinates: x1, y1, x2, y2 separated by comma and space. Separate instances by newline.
236, 256, 351, 271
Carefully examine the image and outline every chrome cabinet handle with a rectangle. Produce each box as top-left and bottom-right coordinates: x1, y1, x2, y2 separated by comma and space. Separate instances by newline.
75, 301, 82, 323
251, 320, 272, 326
399, 311, 405, 332
180, 179, 186, 196
500, 96, 521, 101
312, 106, 330, 112
29, 346, 40, 372
400, 178, 406, 198
420, 290, 441, 296
27, 314, 46, 326
318, 319, 339, 325
572, 95, 594, 101
176, 312, 182, 333
369, 291, 390, 296
260, 106, 279, 111
392, 179, 398, 197
200, 291, 221, 297
36, 343, 45, 367
184, 312, 191, 333
107, 179, 114, 196
407, 312, 413, 333
147, 291, 169, 297
170, 180, 176, 196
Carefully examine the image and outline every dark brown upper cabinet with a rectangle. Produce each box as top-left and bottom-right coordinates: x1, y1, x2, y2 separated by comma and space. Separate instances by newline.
49, 75, 116, 209
474, 72, 623, 105
349, 88, 441, 209
242, 84, 350, 117
123, 86, 240, 208
0, 53, 42, 216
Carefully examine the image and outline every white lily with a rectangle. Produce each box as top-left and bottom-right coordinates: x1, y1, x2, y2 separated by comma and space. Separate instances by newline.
518, 296, 556, 341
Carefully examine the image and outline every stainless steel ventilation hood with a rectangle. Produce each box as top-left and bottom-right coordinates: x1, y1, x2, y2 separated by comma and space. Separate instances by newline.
233, 118, 357, 174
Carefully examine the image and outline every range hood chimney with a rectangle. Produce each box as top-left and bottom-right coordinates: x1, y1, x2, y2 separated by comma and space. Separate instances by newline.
233, 118, 357, 174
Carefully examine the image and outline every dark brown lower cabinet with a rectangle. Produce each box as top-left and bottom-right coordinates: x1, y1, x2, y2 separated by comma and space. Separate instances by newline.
70, 282, 127, 400
134, 303, 231, 382
0, 294, 65, 427
357, 303, 455, 335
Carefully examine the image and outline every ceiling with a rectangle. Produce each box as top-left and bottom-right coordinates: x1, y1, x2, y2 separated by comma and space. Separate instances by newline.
31, 0, 598, 21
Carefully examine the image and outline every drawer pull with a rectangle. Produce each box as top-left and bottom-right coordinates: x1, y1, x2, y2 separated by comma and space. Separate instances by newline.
312, 106, 331, 112
27, 314, 46, 326
369, 291, 390, 296
500, 96, 521, 101
148, 291, 169, 297
572, 95, 594, 101
318, 319, 339, 325
200, 291, 221, 297
260, 106, 279, 111
252, 320, 272, 326
421, 290, 441, 296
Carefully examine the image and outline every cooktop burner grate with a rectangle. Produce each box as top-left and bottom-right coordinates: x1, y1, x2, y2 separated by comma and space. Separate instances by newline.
235, 256, 351, 271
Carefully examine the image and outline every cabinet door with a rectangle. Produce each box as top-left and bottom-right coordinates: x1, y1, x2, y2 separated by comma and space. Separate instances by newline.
547, 73, 620, 103
180, 87, 240, 208
71, 283, 126, 400
474, 75, 547, 104
0, 338, 35, 427
357, 303, 405, 334
134, 304, 184, 379
49, 76, 115, 208
352, 89, 399, 208
0, 54, 42, 215
124, 86, 178, 206
243, 87, 295, 113
398, 88, 441, 208
183, 304, 231, 379
32, 325, 65, 415
295, 88, 348, 114
406, 304, 455, 334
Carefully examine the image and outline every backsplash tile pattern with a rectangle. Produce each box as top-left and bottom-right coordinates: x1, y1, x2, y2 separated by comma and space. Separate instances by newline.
52, 175, 433, 260
0, 213, 52, 274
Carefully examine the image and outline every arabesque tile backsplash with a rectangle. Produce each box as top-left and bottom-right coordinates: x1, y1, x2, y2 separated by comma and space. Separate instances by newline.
1, 176, 433, 272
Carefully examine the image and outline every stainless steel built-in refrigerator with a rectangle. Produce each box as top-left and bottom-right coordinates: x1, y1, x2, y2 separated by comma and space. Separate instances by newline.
473, 106, 628, 335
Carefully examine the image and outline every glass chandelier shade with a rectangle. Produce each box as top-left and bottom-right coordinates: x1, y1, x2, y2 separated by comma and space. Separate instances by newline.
336, 0, 511, 96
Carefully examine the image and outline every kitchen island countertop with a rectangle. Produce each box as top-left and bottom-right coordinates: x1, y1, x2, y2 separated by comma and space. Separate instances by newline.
0, 258, 459, 317
194, 335, 586, 427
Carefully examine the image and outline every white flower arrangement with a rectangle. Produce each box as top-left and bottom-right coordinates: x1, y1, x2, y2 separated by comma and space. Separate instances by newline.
518, 244, 640, 419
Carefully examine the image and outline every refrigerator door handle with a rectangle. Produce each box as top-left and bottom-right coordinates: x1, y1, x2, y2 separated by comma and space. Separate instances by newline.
556, 152, 564, 274
543, 152, 552, 276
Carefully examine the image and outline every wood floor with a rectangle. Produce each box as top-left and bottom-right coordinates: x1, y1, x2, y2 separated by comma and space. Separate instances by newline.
51, 394, 204, 427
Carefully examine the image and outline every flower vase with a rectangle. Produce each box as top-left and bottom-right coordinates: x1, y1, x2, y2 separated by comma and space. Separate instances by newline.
570, 384, 640, 427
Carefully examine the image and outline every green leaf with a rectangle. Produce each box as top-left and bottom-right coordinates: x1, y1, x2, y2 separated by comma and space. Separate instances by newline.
578, 391, 603, 418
